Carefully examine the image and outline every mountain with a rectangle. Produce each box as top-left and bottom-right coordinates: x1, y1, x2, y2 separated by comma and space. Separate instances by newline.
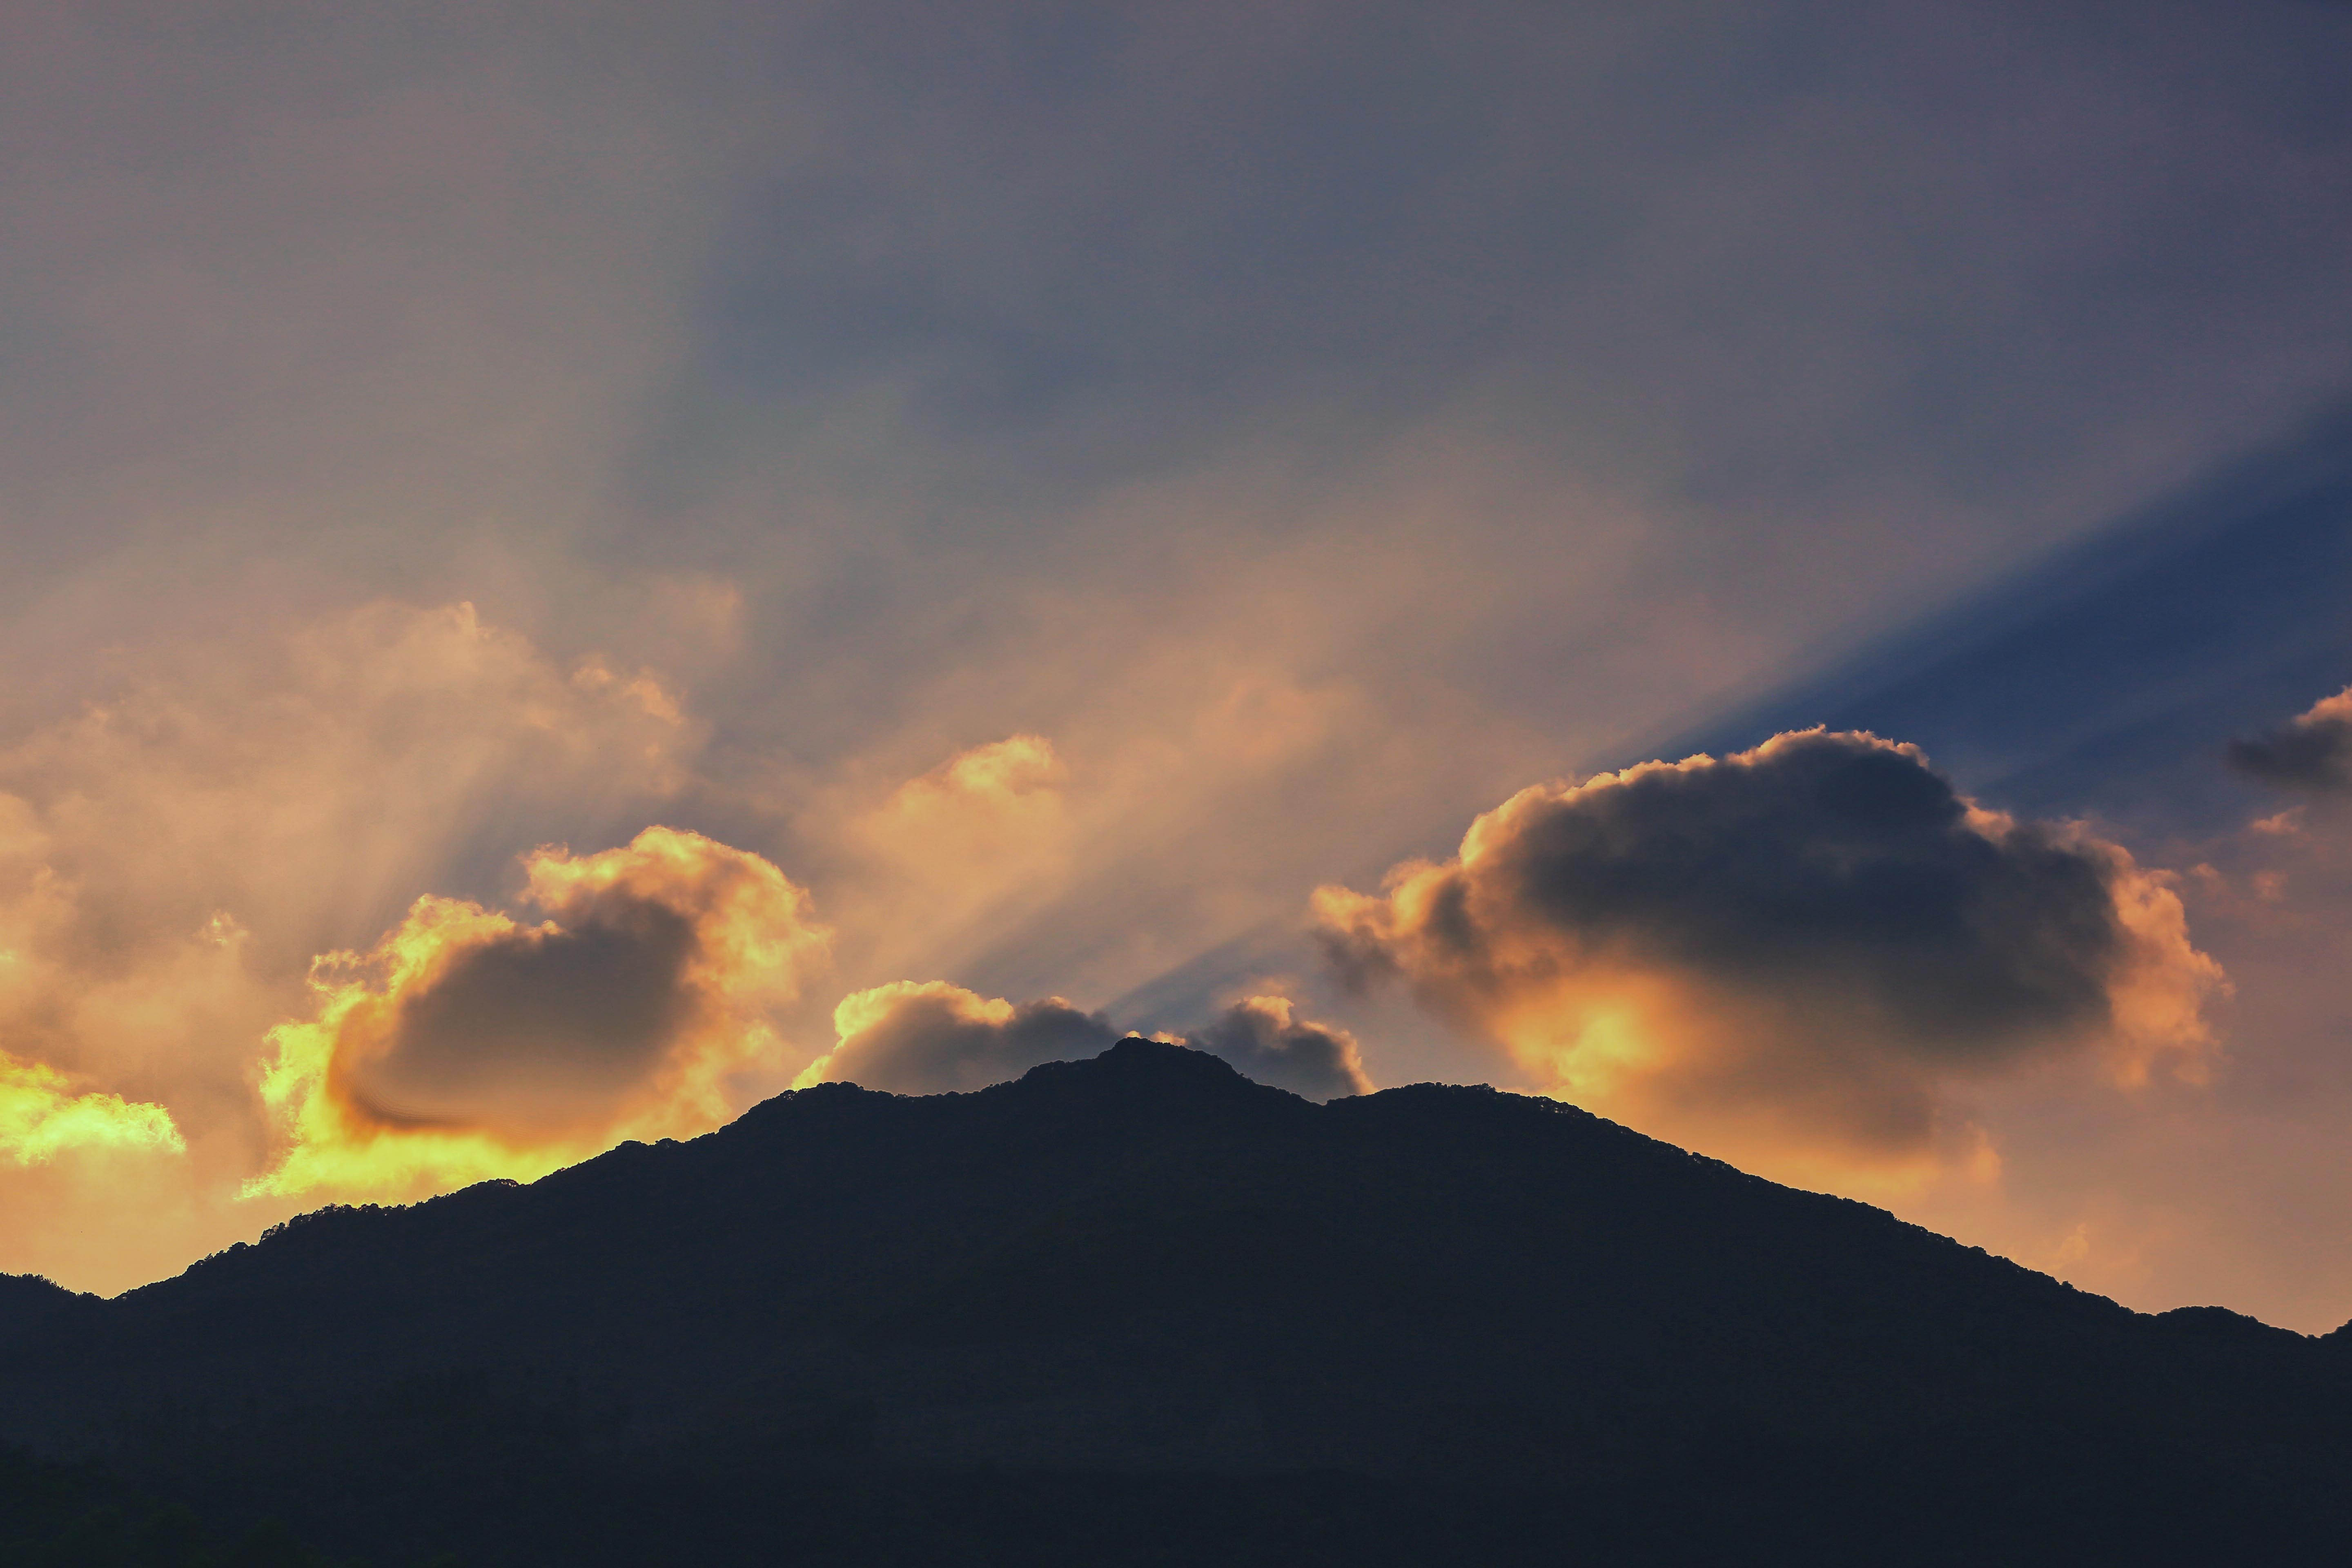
4, 1040, 2348, 1565
0, 1272, 82, 1346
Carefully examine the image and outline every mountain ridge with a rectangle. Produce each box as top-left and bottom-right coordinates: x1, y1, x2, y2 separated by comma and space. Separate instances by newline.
4, 1040, 2347, 1562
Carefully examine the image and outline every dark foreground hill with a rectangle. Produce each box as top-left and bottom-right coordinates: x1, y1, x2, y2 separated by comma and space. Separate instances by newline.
4, 1040, 2349, 1566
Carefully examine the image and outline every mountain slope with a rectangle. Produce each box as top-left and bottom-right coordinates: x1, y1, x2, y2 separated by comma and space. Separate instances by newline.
0, 1272, 82, 1346
5, 1041, 2348, 1562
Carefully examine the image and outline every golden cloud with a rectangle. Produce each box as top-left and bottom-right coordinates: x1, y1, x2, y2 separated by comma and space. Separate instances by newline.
0, 598, 712, 1281
885, 733, 1068, 818
855, 728, 1065, 877
0, 1051, 182, 1166
248, 826, 828, 1200
0, 599, 701, 1095
1314, 729, 2223, 1190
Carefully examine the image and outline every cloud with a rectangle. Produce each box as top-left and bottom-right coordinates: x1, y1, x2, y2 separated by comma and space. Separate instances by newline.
2227, 687, 2352, 796
249, 827, 829, 1199
0, 598, 708, 1285
884, 734, 1068, 819
804, 983, 1111, 1097
0, 595, 715, 1278
801, 982, 1369, 1100
1181, 995, 1372, 1100
0, 1053, 182, 1166
825, 735, 1077, 978
1313, 729, 2223, 1185
0, 598, 695, 987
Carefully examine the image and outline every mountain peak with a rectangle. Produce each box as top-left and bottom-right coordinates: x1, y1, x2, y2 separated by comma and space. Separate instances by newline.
982, 1037, 1303, 1126
1018, 1036, 1250, 1088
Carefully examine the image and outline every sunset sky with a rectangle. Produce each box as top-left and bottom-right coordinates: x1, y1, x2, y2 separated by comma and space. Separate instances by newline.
4, 2, 2352, 1332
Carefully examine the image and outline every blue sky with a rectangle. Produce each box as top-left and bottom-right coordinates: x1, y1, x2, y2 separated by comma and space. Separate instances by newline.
1675, 400, 2352, 832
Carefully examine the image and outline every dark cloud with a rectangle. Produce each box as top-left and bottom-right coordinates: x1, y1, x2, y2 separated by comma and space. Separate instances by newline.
1314, 730, 2219, 1172
250, 827, 830, 1198
2227, 688, 2352, 795
811, 983, 1369, 1100
1183, 997, 1371, 1101
345, 903, 701, 1136
816, 985, 1117, 1097
1476, 731, 2118, 1048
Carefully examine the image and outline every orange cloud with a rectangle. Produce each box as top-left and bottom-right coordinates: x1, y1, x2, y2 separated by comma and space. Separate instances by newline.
0, 598, 713, 1281
1315, 729, 2223, 1190
813, 733, 1081, 987
0, 599, 701, 1091
892, 733, 1068, 816
849, 731, 1071, 869
0, 1051, 182, 1166
248, 827, 828, 1199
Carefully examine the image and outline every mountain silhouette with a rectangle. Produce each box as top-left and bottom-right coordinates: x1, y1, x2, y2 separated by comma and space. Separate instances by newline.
0, 1271, 82, 1345
4, 1040, 2349, 1565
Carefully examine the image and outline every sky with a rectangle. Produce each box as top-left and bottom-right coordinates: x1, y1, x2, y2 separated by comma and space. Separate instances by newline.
2, 1, 2351, 1330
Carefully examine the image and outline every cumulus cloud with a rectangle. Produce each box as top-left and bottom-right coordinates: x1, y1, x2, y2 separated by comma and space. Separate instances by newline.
0, 598, 726, 1279
249, 827, 829, 1198
1313, 730, 2223, 1185
1180, 995, 1372, 1100
0, 600, 698, 1071
0, 598, 708, 1283
804, 983, 1111, 1097
2227, 687, 2352, 796
800, 982, 1369, 1100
